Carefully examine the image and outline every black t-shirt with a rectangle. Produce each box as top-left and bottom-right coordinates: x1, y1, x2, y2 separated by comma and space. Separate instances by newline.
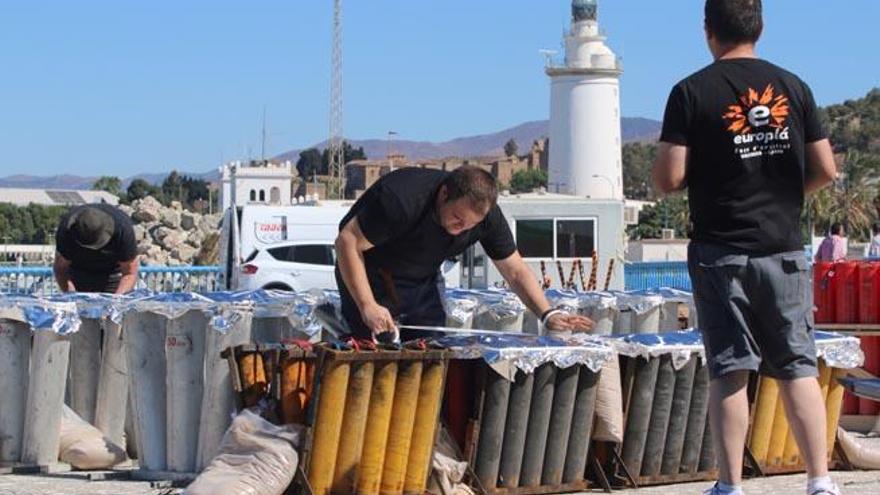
56, 203, 138, 276
339, 168, 517, 280
660, 58, 827, 253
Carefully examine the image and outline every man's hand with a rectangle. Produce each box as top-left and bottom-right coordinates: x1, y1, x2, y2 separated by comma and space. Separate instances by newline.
545, 312, 594, 333
360, 302, 399, 342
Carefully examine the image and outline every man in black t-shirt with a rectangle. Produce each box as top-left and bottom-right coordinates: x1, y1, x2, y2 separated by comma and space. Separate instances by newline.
335, 165, 591, 341
652, 2, 839, 495
54, 203, 139, 294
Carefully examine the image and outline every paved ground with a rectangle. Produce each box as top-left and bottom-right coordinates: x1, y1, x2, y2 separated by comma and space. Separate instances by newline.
1, 435, 878, 495
1, 470, 879, 495
2, 470, 879, 495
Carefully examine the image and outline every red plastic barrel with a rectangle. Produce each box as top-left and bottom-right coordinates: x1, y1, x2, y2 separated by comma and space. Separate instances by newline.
859, 262, 880, 324
834, 262, 860, 324
858, 336, 880, 415
813, 262, 836, 324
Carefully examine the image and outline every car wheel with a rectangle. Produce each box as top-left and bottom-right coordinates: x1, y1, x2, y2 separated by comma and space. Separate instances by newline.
262, 283, 294, 292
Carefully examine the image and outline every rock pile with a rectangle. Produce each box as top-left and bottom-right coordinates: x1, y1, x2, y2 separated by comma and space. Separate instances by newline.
120, 197, 222, 266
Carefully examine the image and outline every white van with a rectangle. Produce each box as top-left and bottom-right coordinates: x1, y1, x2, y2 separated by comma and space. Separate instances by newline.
219, 202, 461, 291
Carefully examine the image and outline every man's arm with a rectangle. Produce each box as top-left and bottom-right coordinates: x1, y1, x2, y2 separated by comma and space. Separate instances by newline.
335, 217, 397, 338
53, 252, 75, 293
804, 139, 837, 194
652, 142, 689, 194
492, 252, 592, 333
115, 257, 139, 294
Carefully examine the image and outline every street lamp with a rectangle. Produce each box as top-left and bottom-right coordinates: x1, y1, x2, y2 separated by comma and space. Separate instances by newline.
592, 174, 616, 198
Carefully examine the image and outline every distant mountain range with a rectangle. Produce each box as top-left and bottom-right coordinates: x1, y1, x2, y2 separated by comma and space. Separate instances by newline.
0, 117, 660, 190
274, 117, 661, 163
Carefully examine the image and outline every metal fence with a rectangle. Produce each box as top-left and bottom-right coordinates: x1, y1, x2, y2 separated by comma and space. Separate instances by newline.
1, 262, 694, 295
624, 261, 691, 291
0, 265, 223, 296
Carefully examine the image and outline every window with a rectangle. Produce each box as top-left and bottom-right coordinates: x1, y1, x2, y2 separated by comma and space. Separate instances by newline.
259, 190, 266, 202
556, 220, 595, 258
267, 244, 335, 266
516, 220, 554, 258
270, 187, 281, 204
515, 218, 596, 259
249, 190, 256, 201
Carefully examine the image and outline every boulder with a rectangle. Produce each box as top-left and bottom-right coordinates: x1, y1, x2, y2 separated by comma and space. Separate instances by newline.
155, 227, 184, 251
198, 214, 220, 233
133, 224, 147, 243
117, 204, 134, 217
132, 197, 162, 223
170, 201, 183, 211
186, 230, 204, 249
180, 211, 199, 231
172, 244, 198, 263
160, 209, 182, 229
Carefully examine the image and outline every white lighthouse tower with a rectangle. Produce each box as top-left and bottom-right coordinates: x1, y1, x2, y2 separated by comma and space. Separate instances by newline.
547, 0, 623, 199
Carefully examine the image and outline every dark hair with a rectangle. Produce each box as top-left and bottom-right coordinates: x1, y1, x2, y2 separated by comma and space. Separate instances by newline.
873, 222, 880, 235
442, 165, 498, 210
705, 0, 763, 44
830, 222, 844, 236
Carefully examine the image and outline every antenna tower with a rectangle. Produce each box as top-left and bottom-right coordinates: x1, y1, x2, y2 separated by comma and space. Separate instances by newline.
328, 0, 344, 198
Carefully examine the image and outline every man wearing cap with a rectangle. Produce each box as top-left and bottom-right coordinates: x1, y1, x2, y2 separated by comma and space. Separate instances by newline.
53, 204, 139, 294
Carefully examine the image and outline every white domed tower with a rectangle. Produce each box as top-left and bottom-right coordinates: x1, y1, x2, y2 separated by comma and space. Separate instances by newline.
546, 0, 623, 199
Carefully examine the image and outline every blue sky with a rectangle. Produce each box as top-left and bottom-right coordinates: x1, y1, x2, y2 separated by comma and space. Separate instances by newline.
1, 1, 877, 177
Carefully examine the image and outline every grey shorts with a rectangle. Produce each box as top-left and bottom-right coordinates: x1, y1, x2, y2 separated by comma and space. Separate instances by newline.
687, 242, 818, 380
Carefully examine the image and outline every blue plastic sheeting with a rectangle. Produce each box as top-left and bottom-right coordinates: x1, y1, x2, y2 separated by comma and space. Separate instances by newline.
0, 294, 81, 335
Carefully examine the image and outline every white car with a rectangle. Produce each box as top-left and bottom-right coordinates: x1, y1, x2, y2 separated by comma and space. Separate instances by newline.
237, 239, 462, 292
238, 240, 337, 291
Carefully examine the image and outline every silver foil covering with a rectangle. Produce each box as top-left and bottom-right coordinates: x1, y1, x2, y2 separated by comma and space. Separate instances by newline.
605, 329, 865, 371
0, 294, 82, 335
443, 289, 480, 326
437, 334, 615, 376
814, 331, 865, 369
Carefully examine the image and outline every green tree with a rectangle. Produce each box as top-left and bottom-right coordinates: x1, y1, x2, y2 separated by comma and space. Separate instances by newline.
161, 171, 185, 203
509, 169, 547, 193
622, 142, 657, 200
321, 141, 368, 175
296, 148, 323, 180
0, 203, 69, 245
92, 176, 122, 197
629, 195, 689, 240
126, 178, 162, 202
805, 150, 880, 241
504, 138, 519, 158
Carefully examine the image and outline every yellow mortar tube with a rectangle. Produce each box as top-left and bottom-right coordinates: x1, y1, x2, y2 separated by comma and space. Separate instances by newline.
403, 361, 445, 495
357, 361, 399, 495
826, 367, 847, 461
380, 361, 424, 495
748, 376, 779, 464
308, 360, 352, 495
766, 392, 789, 466
281, 359, 314, 425
239, 352, 267, 407
332, 361, 375, 495
818, 363, 832, 402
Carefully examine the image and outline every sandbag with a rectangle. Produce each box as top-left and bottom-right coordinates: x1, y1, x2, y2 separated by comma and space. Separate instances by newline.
837, 427, 880, 470
591, 356, 624, 443
59, 405, 127, 470
184, 409, 302, 495
428, 426, 476, 495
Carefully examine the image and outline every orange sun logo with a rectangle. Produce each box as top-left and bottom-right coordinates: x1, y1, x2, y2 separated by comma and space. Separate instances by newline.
722, 84, 789, 135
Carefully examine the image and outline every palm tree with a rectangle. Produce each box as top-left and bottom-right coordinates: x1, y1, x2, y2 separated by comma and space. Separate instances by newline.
809, 151, 879, 240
